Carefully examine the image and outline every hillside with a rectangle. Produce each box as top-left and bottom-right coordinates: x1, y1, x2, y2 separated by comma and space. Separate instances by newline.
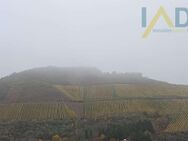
0, 67, 188, 103
1, 67, 188, 136
0, 66, 171, 103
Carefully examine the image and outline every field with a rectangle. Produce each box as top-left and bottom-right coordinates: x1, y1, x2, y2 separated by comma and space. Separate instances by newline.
84, 99, 188, 119
55, 84, 188, 133
1, 84, 188, 133
55, 84, 188, 101
0, 103, 76, 121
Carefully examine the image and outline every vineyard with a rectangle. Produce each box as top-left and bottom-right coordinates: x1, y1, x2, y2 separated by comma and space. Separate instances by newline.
53, 84, 188, 133
84, 100, 156, 118
54, 85, 84, 101
54, 84, 188, 101
1, 84, 188, 133
83, 99, 188, 119
0, 103, 76, 121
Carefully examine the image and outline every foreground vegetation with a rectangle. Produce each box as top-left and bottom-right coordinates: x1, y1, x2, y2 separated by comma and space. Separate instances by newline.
0, 116, 155, 141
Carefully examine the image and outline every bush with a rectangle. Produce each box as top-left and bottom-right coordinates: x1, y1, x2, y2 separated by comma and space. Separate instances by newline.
52, 135, 62, 141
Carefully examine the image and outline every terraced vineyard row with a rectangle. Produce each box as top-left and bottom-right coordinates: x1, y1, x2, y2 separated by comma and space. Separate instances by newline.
54, 85, 84, 101
54, 84, 188, 101
84, 100, 157, 118
54, 85, 116, 101
0, 103, 76, 121
84, 99, 188, 119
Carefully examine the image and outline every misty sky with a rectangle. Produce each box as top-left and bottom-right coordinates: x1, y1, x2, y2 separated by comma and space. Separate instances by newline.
0, 0, 188, 84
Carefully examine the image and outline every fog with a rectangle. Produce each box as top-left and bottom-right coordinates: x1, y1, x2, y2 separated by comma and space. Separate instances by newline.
0, 0, 188, 84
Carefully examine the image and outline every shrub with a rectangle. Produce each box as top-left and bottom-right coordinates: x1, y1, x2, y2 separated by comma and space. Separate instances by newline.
52, 135, 62, 141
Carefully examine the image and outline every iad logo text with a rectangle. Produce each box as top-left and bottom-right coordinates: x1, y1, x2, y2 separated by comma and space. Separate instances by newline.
142, 6, 188, 38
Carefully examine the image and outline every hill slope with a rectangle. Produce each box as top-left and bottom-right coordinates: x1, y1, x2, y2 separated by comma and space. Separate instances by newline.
0, 66, 186, 103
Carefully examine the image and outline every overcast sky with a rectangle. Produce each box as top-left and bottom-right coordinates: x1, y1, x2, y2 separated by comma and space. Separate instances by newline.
0, 0, 188, 84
